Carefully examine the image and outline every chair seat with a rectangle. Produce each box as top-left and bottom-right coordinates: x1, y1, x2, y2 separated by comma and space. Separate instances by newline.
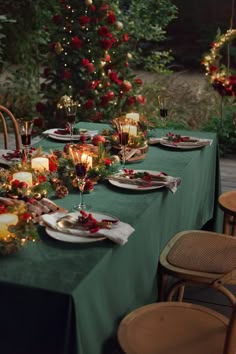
118, 302, 228, 354
167, 231, 236, 273
219, 191, 236, 216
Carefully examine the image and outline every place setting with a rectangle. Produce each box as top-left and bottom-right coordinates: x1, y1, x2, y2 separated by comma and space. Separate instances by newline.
41, 209, 135, 245
149, 132, 213, 149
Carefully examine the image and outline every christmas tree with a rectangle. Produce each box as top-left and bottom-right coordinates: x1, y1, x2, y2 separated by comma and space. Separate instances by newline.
38, 0, 145, 127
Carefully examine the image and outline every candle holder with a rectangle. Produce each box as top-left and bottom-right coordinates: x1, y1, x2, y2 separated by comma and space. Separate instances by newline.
157, 96, 168, 136
17, 119, 34, 158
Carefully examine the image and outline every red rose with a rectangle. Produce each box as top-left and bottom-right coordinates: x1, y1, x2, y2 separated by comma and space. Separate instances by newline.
123, 34, 129, 42
12, 180, 20, 188
135, 78, 143, 85
104, 158, 112, 166
49, 160, 58, 172
90, 80, 100, 89
109, 71, 122, 85
98, 26, 110, 37
87, 63, 95, 73
100, 39, 113, 50
82, 58, 90, 67
18, 181, 28, 189
38, 175, 47, 183
79, 16, 90, 26
84, 99, 94, 109
136, 94, 146, 104
62, 70, 72, 80
121, 80, 132, 92
52, 14, 61, 24
71, 36, 83, 49
209, 65, 217, 72
107, 12, 116, 24
127, 96, 136, 105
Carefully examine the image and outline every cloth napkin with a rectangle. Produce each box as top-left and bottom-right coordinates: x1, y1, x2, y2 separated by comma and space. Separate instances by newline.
41, 212, 135, 245
108, 174, 181, 194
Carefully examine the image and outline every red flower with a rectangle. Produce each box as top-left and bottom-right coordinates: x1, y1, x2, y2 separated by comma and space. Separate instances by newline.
90, 80, 100, 89
127, 96, 136, 105
100, 39, 113, 50
136, 94, 146, 104
209, 65, 217, 72
101, 4, 109, 11
84, 99, 94, 109
71, 36, 83, 49
109, 71, 122, 85
82, 58, 90, 67
12, 180, 20, 188
87, 63, 95, 73
123, 34, 129, 42
62, 70, 72, 80
38, 175, 47, 183
107, 12, 116, 24
135, 78, 143, 85
52, 14, 61, 24
98, 26, 110, 37
104, 158, 112, 166
91, 5, 96, 11
79, 16, 90, 26
18, 182, 28, 189
49, 160, 58, 172
0, 205, 8, 214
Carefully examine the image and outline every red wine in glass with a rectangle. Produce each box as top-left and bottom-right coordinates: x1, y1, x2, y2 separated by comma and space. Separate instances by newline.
21, 134, 31, 146
160, 108, 168, 118
119, 132, 129, 145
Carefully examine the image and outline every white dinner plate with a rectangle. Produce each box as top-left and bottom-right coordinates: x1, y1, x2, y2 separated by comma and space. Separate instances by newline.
0, 149, 20, 166
108, 170, 166, 191
45, 211, 119, 243
43, 128, 98, 141
159, 137, 209, 150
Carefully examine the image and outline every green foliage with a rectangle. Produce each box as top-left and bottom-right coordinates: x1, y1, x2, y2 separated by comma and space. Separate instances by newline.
116, 0, 177, 72
201, 101, 236, 155
40, 0, 147, 126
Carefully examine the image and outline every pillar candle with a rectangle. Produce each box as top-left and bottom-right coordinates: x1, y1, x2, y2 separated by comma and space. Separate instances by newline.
126, 112, 140, 122
129, 125, 137, 136
81, 153, 93, 169
31, 157, 49, 171
0, 214, 19, 239
12, 172, 33, 187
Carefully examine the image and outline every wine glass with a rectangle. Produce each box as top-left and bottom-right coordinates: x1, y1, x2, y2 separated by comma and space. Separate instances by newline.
65, 102, 77, 143
73, 162, 88, 211
119, 131, 129, 170
157, 96, 168, 137
17, 119, 34, 158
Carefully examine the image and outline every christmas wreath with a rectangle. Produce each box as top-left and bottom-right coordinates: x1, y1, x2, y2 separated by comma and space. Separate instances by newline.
202, 29, 236, 96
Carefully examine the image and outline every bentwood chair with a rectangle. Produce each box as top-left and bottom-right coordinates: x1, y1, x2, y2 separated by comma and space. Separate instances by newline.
219, 191, 236, 236
0, 105, 21, 150
118, 301, 236, 354
158, 230, 236, 305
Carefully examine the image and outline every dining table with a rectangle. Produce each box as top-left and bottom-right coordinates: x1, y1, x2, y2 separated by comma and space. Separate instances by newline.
0, 122, 223, 354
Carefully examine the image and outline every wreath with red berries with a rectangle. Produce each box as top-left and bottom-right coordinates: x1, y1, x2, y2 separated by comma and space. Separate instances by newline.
202, 29, 236, 96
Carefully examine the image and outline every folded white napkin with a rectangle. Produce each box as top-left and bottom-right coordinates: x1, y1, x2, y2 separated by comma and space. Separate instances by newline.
41, 212, 134, 245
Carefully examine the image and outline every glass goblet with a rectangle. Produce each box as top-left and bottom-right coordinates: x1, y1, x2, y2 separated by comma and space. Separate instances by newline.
65, 104, 77, 143
17, 119, 34, 159
157, 96, 168, 136
73, 162, 87, 211
118, 131, 129, 170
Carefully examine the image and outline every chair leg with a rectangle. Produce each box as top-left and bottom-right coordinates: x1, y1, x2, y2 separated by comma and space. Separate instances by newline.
157, 270, 168, 301
232, 216, 236, 237
223, 213, 232, 235
167, 280, 186, 301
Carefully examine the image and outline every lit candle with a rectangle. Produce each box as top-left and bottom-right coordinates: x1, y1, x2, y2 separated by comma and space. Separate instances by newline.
126, 112, 140, 122
0, 213, 19, 239
129, 125, 137, 136
12, 172, 33, 187
81, 153, 93, 169
31, 157, 49, 171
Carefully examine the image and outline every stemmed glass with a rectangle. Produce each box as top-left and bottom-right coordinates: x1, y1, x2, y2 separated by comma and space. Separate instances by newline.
17, 119, 34, 159
73, 162, 88, 211
65, 102, 77, 143
157, 96, 168, 137
119, 130, 129, 170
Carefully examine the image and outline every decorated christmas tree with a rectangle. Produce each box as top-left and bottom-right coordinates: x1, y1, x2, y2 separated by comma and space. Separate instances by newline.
38, 0, 145, 127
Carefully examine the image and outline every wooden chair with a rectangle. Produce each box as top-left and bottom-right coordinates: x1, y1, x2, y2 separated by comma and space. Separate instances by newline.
118, 301, 236, 354
219, 191, 236, 236
158, 230, 236, 305
0, 105, 21, 150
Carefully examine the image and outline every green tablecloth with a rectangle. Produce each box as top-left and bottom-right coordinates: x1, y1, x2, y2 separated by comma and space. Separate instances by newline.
0, 123, 222, 354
